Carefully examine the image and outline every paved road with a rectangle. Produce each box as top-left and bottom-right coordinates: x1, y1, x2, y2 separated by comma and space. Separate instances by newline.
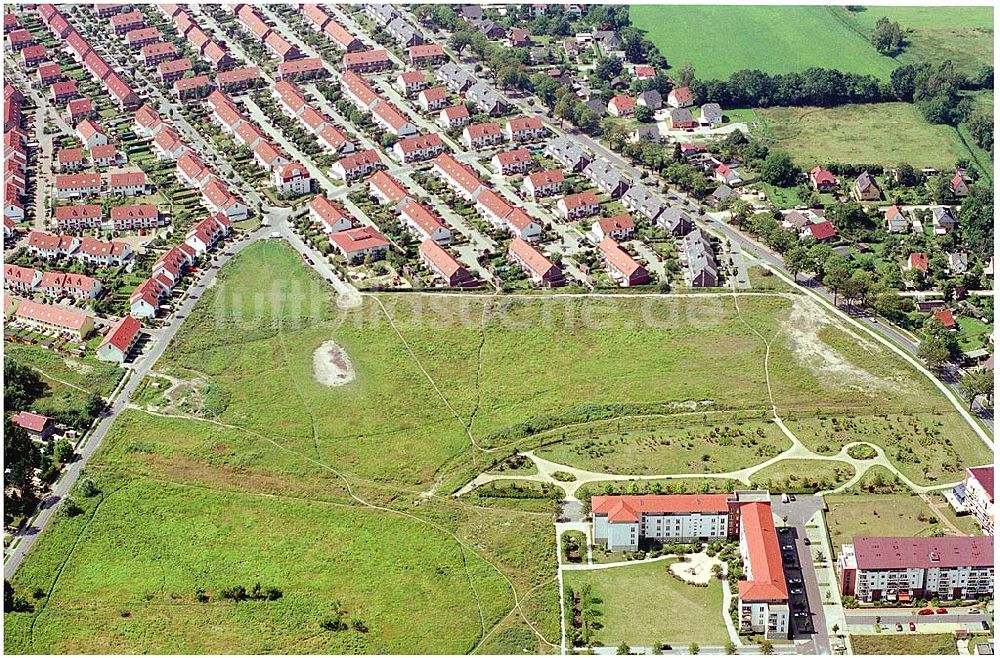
772, 496, 831, 656
3, 224, 268, 580
846, 611, 989, 625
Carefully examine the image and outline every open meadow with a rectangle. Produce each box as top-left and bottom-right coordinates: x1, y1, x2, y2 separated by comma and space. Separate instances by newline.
630, 5, 897, 80
833, 6, 994, 77
753, 104, 974, 169
5, 241, 991, 652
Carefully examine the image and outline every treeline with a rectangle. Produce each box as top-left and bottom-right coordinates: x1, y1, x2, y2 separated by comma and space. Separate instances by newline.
690, 61, 992, 117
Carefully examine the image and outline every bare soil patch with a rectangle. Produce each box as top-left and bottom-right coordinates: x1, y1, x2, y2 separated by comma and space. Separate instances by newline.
669, 552, 724, 585
313, 340, 356, 387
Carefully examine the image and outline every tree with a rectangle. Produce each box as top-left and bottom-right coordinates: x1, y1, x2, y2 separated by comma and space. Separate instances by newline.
918, 335, 951, 371
4, 360, 44, 412
725, 641, 738, 655
54, 439, 75, 465
635, 105, 654, 123
759, 639, 775, 655
573, 104, 599, 133
621, 27, 644, 63
651, 643, 663, 655
895, 162, 916, 186
960, 368, 994, 409
784, 245, 812, 283
677, 63, 696, 87
85, 393, 106, 419
871, 16, 905, 55
832, 623, 841, 637
759, 151, 801, 187
966, 109, 994, 152
823, 255, 852, 305
689, 642, 700, 655
448, 30, 472, 56
4, 419, 40, 525
594, 56, 623, 82
616, 642, 631, 655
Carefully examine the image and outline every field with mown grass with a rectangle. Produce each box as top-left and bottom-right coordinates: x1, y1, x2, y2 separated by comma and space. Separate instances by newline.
753, 104, 973, 169
5, 342, 125, 415
827, 492, 978, 549
6, 240, 991, 652
833, 6, 994, 77
630, 5, 897, 80
563, 558, 729, 647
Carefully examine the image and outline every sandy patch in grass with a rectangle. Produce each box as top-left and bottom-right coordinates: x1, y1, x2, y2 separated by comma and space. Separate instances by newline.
782, 297, 893, 392
313, 340, 355, 387
669, 552, 724, 585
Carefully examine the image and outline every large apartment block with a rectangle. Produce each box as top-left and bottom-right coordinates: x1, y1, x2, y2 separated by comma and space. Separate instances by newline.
838, 536, 994, 603
948, 465, 994, 536
592, 491, 788, 638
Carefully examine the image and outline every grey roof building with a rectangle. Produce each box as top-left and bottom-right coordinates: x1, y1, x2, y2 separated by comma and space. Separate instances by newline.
545, 135, 592, 172
621, 183, 667, 221
683, 228, 719, 287
437, 62, 476, 94
365, 3, 400, 26
637, 90, 662, 110
657, 207, 694, 236
386, 17, 424, 47
465, 81, 507, 116
584, 159, 631, 198
700, 103, 723, 125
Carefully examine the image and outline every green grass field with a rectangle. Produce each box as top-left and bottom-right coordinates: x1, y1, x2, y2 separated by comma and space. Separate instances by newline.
749, 459, 855, 493
5, 342, 125, 416
834, 6, 994, 77
850, 633, 958, 655
563, 559, 729, 647
826, 494, 947, 548
753, 104, 973, 169
6, 241, 991, 652
630, 5, 898, 80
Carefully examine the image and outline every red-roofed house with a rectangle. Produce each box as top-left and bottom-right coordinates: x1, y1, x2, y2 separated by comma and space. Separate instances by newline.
433, 153, 483, 201
809, 166, 837, 192
932, 308, 957, 329
55, 203, 102, 231
110, 204, 163, 231
463, 122, 504, 150
330, 226, 390, 263
737, 502, 789, 637
522, 169, 564, 199
371, 100, 417, 137
309, 196, 352, 234
75, 119, 107, 149
592, 213, 635, 241
907, 252, 929, 273
599, 238, 649, 287
419, 239, 473, 287
21, 44, 48, 68
393, 133, 445, 164
438, 104, 470, 130
57, 147, 86, 173
400, 199, 450, 244
418, 86, 448, 113
949, 170, 970, 197
324, 20, 363, 52
11, 298, 94, 339
368, 171, 409, 207
10, 410, 55, 441
277, 57, 326, 82
142, 41, 177, 66
107, 171, 148, 197
217, 66, 261, 92
38, 62, 62, 86
272, 162, 311, 196
50, 80, 78, 105
634, 65, 654, 80
158, 57, 192, 84
343, 49, 392, 73
184, 213, 231, 256
492, 148, 532, 176
55, 173, 101, 199
331, 149, 382, 181
174, 75, 214, 101
125, 26, 161, 49
96, 315, 142, 363
667, 86, 695, 108
607, 94, 634, 117
509, 237, 563, 287
66, 98, 95, 125
505, 116, 546, 143
804, 220, 836, 242
408, 43, 445, 67
396, 70, 428, 96
557, 191, 600, 219
4, 264, 41, 293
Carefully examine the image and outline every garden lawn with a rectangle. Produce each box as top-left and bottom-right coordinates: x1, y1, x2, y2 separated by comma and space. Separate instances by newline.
849, 633, 958, 655
630, 6, 897, 80
753, 104, 970, 169
833, 6, 994, 77
563, 558, 728, 647
826, 494, 946, 548
957, 315, 992, 351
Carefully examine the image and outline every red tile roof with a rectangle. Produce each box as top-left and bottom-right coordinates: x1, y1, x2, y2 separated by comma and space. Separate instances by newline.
908, 252, 929, 272
330, 226, 389, 253
737, 502, 788, 603
368, 170, 409, 204
14, 298, 91, 330
591, 494, 730, 522
968, 466, 994, 502
509, 237, 558, 278
10, 410, 51, 433
805, 220, 836, 240
852, 535, 994, 570
98, 315, 141, 353
932, 308, 956, 328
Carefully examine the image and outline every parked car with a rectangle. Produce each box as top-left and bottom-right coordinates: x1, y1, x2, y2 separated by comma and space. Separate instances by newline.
981, 621, 990, 632
895, 624, 903, 632
788, 577, 803, 585
969, 608, 981, 614
909, 622, 916, 632
794, 612, 809, 618
790, 587, 804, 595
918, 609, 934, 616
935, 608, 948, 614
803, 538, 811, 545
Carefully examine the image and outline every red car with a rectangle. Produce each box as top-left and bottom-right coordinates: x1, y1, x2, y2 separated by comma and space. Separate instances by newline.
909, 622, 916, 631
918, 609, 934, 616
936, 608, 948, 614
